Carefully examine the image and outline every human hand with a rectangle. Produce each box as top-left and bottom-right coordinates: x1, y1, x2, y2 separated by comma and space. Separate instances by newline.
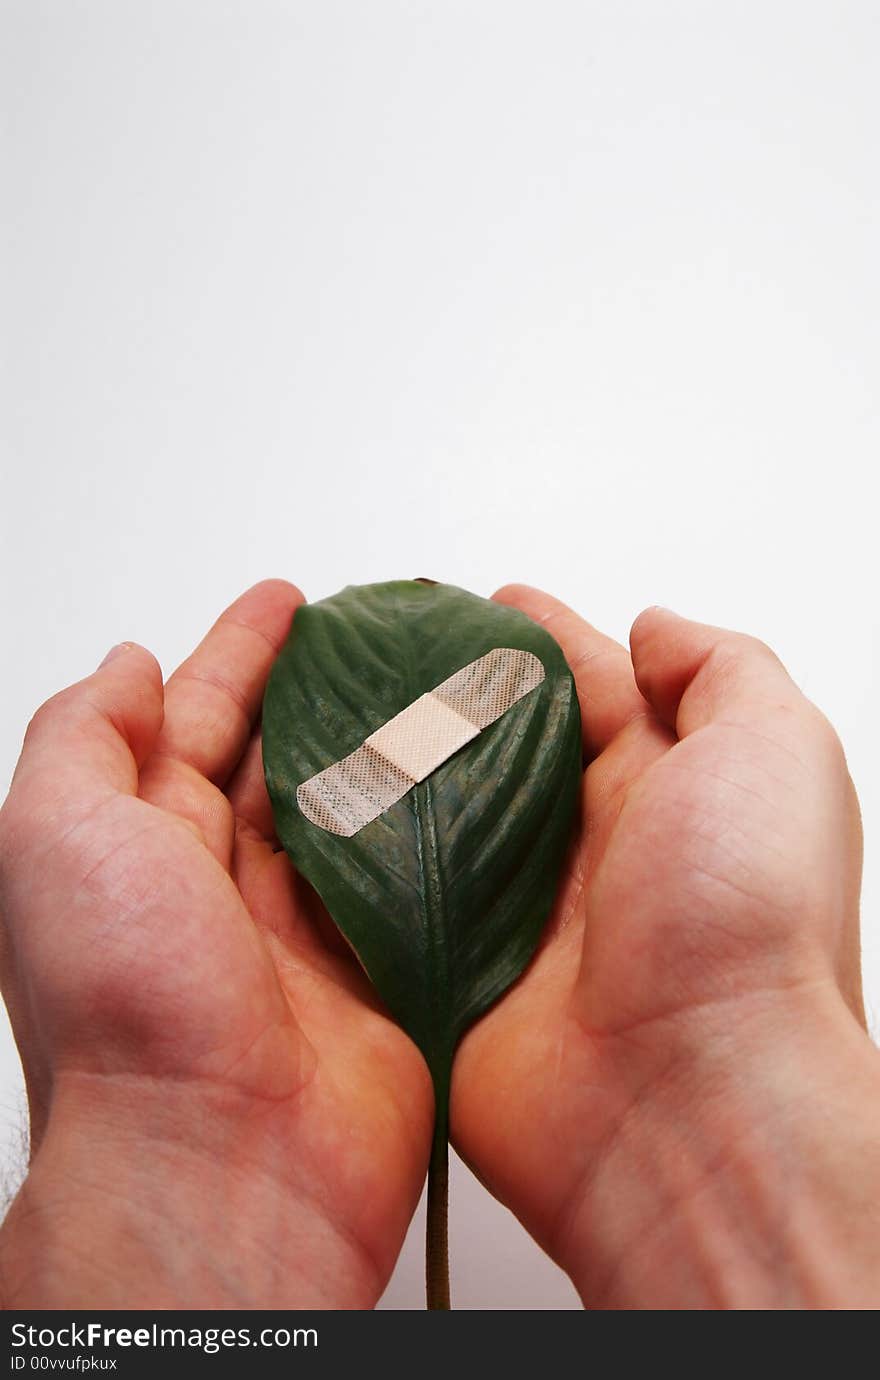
0, 581, 432, 1309
453, 588, 880, 1309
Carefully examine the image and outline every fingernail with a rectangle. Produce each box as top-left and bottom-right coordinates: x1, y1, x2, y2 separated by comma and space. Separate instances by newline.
99, 642, 132, 668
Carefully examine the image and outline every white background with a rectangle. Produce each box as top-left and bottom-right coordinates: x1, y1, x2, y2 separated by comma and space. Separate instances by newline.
1, 1, 878, 1309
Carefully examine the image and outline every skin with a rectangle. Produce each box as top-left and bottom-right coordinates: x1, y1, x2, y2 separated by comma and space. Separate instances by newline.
453, 586, 880, 1308
0, 582, 433, 1309
0, 579, 878, 1309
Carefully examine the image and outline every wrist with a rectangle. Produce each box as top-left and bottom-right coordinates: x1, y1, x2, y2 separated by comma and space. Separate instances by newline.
0, 1068, 382, 1310
560, 984, 880, 1309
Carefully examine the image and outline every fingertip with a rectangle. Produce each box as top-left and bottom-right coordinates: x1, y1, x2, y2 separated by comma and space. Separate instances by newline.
629, 605, 680, 649
491, 583, 565, 626
218, 579, 306, 655
628, 607, 700, 724
97, 640, 161, 676
491, 581, 542, 607
239, 578, 306, 614
91, 641, 164, 767
99, 642, 131, 669
629, 607, 692, 690
629, 604, 804, 738
17, 641, 165, 800
95, 640, 163, 688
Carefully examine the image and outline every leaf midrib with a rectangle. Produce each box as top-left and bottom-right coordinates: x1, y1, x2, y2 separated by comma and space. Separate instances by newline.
394, 587, 452, 1079
412, 777, 451, 1077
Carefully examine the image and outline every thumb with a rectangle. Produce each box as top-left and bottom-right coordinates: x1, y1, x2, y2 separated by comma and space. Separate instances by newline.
7, 643, 164, 813
628, 606, 825, 745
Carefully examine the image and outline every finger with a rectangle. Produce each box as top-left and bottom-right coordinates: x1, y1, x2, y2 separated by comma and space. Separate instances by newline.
585, 712, 675, 828
8, 643, 164, 813
628, 606, 863, 1026
153, 579, 303, 787
137, 755, 235, 868
227, 735, 378, 985
493, 584, 651, 757
228, 737, 370, 972
232, 826, 380, 998
629, 606, 820, 742
225, 730, 278, 844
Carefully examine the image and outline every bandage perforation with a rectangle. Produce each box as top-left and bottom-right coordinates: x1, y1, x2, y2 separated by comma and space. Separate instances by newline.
296, 647, 545, 836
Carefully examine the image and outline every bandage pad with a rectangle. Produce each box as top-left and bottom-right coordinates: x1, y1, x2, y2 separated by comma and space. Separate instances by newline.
296, 647, 546, 836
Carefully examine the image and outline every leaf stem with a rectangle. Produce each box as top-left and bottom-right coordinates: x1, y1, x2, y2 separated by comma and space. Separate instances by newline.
425, 1088, 450, 1310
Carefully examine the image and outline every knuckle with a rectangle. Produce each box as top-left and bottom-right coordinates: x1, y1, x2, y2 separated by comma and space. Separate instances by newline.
701, 633, 787, 699
804, 702, 847, 765
0, 808, 9, 883
629, 605, 662, 648
23, 686, 74, 743
0, 797, 27, 879
491, 582, 534, 608
720, 630, 779, 668
742, 631, 777, 662
22, 701, 51, 746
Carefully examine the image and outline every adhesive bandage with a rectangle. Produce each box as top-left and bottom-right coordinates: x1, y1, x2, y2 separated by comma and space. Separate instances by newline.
296, 647, 546, 837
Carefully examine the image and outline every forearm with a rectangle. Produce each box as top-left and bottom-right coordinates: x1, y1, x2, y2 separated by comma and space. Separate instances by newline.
559, 987, 880, 1310
0, 1072, 382, 1311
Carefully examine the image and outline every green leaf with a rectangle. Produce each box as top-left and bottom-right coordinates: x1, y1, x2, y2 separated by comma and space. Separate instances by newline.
262, 580, 581, 1306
